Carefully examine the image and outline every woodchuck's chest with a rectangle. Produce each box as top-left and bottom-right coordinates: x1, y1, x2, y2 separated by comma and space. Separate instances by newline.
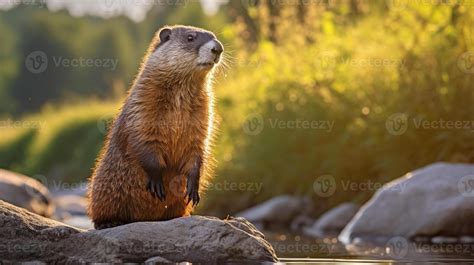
159, 110, 192, 140
155, 108, 209, 162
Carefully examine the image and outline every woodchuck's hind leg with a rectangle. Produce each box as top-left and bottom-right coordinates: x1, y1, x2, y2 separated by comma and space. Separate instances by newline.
94, 221, 128, 230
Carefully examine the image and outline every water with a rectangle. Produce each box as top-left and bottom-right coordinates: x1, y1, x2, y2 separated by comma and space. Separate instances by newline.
276, 256, 474, 263
266, 232, 474, 264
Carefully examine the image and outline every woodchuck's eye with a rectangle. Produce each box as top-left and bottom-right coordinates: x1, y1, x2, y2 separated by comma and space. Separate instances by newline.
187, 34, 195, 42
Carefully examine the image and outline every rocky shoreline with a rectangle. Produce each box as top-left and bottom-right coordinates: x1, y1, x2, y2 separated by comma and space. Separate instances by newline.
1, 162, 474, 262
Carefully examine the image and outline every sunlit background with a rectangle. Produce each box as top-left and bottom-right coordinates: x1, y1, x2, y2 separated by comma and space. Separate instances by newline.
0, 0, 473, 260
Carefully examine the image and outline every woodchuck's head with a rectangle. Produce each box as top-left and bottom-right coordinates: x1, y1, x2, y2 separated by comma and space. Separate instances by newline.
146, 25, 224, 76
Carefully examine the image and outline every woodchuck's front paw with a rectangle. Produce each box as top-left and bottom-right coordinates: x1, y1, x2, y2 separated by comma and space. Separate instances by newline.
147, 176, 166, 201
185, 177, 200, 206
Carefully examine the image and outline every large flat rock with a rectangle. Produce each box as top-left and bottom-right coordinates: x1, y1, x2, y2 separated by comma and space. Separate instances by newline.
339, 162, 474, 244
0, 200, 277, 263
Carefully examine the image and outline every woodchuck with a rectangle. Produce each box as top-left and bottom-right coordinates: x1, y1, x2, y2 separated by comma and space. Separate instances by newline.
87, 25, 223, 229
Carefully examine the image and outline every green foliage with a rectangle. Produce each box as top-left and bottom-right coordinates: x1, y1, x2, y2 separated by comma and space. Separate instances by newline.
0, 3, 223, 116
202, 1, 474, 215
7, 8, 140, 113
0, 128, 36, 170
0, 101, 120, 182
0, 16, 19, 114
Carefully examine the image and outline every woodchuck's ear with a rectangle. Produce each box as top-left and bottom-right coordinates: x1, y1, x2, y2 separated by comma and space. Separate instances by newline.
159, 27, 172, 43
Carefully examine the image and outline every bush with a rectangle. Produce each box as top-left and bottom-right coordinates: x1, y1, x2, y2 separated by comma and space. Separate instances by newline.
202, 2, 474, 216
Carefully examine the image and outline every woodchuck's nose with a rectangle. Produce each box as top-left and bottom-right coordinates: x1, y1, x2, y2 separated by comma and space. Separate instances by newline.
211, 40, 224, 56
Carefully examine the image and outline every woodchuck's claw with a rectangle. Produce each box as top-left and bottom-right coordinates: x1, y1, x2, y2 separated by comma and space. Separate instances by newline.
147, 178, 166, 202
185, 180, 200, 206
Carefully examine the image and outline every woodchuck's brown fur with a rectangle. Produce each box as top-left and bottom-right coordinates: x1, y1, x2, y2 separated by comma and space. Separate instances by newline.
87, 25, 223, 229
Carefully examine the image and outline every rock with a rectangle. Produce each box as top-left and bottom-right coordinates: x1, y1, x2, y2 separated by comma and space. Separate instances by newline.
303, 203, 359, 237
54, 194, 88, 218
0, 200, 83, 262
0, 169, 54, 217
339, 163, 474, 244
236, 195, 312, 229
0, 200, 277, 263
13, 260, 47, 265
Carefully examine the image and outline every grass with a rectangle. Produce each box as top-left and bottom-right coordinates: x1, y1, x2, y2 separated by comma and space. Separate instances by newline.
0, 101, 121, 183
